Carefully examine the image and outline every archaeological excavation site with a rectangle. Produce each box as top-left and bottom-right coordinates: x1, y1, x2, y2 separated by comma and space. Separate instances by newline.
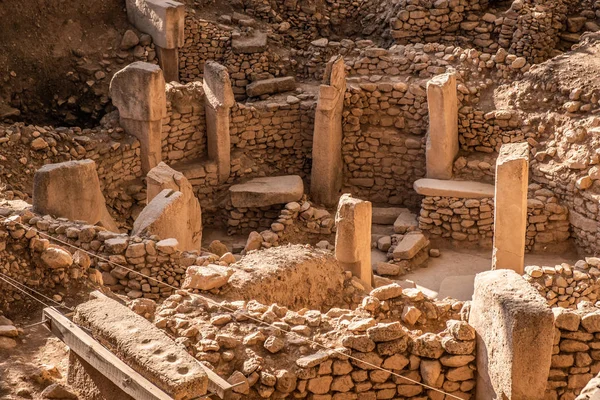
5, 0, 600, 399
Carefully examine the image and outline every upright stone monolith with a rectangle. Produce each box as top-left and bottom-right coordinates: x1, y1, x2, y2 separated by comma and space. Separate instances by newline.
426, 73, 458, 180
110, 62, 167, 174
33, 160, 118, 232
125, 0, 185, 82
203, 61, 235, 183
469, 269, 553, 400
492, 142, 529, 273
335, 193, 372, 289
310, 56, 346, 206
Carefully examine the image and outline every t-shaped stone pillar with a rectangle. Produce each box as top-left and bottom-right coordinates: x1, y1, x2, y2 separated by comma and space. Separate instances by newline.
32, 160, 119, 232
125, 0, 185, 82
203, 60, 235, 184
310, 56, 346, 206
426, 73, 458, 180
492, 143, 529, 273
110, 62, 167, 174
335, 193, 372, 290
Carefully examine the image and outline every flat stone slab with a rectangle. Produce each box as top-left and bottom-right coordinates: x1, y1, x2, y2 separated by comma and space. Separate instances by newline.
246, 77, 296, 97
393, 212, 418, 234
371, 207, 410, 225
392, 232, 429, 260
232, 31, 267, 54
229, 175, 304, 208
414, 178, 495, 199
74, 295, 208, 399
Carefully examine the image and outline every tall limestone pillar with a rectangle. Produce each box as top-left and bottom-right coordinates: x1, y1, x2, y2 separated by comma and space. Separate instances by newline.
203, 61, 235, 183
492, 142, 529, 273
310, 56, 346, 206
125, 0, 185, 82
426, 73, 458, 180
335, 194, 372, 290
110, 62, 167, 174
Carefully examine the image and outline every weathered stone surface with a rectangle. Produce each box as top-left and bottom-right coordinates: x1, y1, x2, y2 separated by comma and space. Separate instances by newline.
392, 232, 428, 260
232, 31, 268, 54
125, 0, 185, 49
230, 176, 304, 208
41, 246, 73, 269
74, 294, 208, 399
182, 264, 234, 291
110, 62, 166, 173
372, 207, 409, 225
414, 178, 495, 198
134, 162, 202, 251
311, 56, 346, 206
492, 143, 529, 274
393, 211, 418, 234
469, 270, 553, 400
204, 60, 234, 183
335, 194, 372, 289
246, 77, 296, 97
426, 73, 458, 179
33, 160, 118, 232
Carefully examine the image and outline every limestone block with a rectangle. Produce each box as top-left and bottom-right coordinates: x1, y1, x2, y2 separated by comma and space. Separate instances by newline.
203, 60, 235, 109
146, 161, 192, 203
392, 232, 428, 260
335, 194, 372, 289
125, 0, 185, 49
310, 56, 346, 206
74, 295, 208, 399
393, 212, 418, 234
414, 178, 495, 198
229, 176, 304, 208
231, 31, 268, 54
426, 73, 458, 179
32, 160, 118, 232
182, 264, 234, 291
493, 143, 529, 274
132, 188, 202, 251
110, 62, 167, 122
469, 270, 553, 400
246, 77, 296, 97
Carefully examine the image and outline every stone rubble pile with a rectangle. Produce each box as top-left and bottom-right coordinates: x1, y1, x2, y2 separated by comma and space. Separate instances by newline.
148, 283, 473, 399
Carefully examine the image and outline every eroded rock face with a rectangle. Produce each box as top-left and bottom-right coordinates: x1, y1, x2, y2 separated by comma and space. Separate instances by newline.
41, 246, 73, 269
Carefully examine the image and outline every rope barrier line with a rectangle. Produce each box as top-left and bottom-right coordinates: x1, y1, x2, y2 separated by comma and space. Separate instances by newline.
0, 271, 74, 311
0, 274, 52, 309
0, 214, 464, 399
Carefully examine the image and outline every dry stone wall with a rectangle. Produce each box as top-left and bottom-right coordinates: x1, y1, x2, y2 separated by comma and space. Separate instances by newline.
342, 79, 427, 207
418, 186, 571, 251
230, 97, 315, 180
0, 123, 144, 225
162, 82, 207, 165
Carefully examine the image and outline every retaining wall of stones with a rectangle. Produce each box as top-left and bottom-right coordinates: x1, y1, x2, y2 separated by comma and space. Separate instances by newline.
341, 80, 427, 207
230, 98, 316, 180
0, 123, 144, 225
546, 306, 600, 399
162, 82, 207, 165
418, 187, 571, 251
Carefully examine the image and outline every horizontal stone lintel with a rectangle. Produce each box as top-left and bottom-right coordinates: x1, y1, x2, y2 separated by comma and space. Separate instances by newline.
414, 178, 495, 199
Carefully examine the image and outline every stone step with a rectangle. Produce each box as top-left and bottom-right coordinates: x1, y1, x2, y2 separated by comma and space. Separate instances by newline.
414, 178, 495, 198
392, 232, 429, 260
